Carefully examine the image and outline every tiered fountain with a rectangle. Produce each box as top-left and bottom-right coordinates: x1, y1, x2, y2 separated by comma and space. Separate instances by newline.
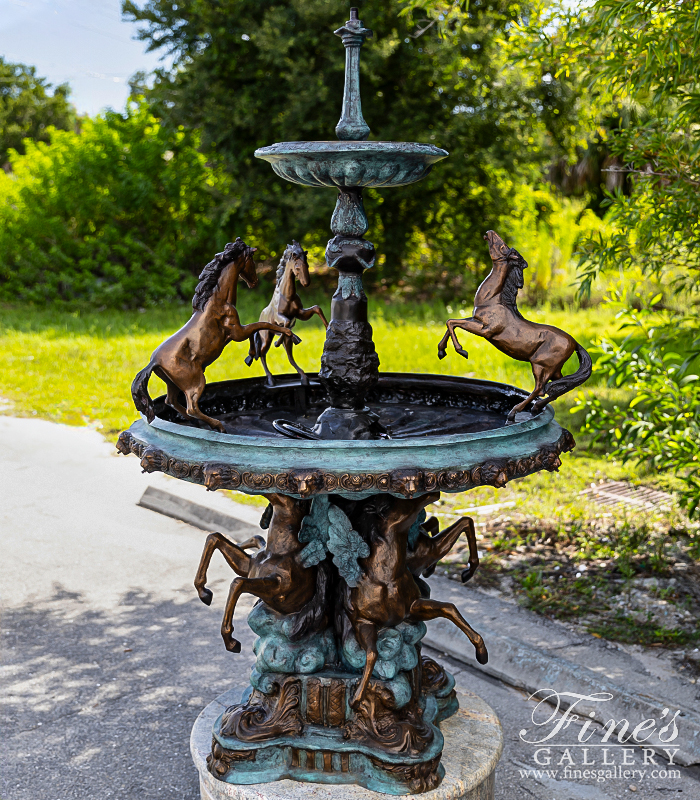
117, 8, 584, 799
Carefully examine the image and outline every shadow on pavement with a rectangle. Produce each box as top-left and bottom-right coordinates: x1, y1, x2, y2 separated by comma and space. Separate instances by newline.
1, 582, 255, 800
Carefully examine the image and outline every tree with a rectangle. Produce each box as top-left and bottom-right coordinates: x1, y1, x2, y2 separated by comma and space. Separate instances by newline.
123, 0, 574, 293
0, 101, 229, 306
520, 1, 700, 514
0, 58, 75, 168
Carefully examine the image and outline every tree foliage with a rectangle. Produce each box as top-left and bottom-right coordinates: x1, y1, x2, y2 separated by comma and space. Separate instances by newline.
0, 101, 229, 306
123, 0, 574, 293
521, 1, 700, 513
0, 58, 75, 167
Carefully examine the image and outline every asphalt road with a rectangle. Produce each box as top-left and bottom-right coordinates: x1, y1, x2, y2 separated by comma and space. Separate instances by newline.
1, 417, 698, 800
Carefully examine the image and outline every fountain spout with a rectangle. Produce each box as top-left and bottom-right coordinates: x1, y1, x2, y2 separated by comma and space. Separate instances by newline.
334, 7, 373, 141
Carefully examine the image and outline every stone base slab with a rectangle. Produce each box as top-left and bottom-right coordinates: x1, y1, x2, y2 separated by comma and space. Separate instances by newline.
191, 689, 503, 799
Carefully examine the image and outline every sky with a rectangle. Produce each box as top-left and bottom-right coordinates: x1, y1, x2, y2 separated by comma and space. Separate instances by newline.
0, 0, 169, 116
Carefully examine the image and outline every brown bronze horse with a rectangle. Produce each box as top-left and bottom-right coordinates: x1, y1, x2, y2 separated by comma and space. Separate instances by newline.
438, 230, 592, 422
245, 241, 328, 386
345, 493, 488, 709
407, 514, 479, 585
131, 238, 294, 432
194, 493, 326, 653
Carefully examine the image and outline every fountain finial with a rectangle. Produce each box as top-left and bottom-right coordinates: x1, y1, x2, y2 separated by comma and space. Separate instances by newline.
334, 7, 373, 141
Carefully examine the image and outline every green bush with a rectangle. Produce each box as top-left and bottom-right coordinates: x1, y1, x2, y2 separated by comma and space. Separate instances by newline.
0, 100, 229, 306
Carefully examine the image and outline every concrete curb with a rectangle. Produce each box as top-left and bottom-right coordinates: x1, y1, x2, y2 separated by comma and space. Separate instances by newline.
424, 617, 700, 766
138, 486, 261, 542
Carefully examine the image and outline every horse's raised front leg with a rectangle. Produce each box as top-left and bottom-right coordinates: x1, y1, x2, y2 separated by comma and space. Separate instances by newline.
459, 517, 479, 583
350, 619, 378, 709
437, 318, 486, 360
221, 575, 280, 653
409, 516, 477, 580
194, 532, 254, 605
296, 306, 329, 328
409, 597, 488, 665
229, 320, 297, 344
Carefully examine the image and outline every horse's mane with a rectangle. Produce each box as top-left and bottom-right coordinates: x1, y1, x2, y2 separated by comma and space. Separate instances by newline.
275, 240, 305, 285
500, 248, 527, 320
192, 238, 250, 311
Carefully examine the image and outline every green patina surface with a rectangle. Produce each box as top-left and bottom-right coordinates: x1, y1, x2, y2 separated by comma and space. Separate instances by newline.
129, 404, 563, 482
254, 141, 449, 189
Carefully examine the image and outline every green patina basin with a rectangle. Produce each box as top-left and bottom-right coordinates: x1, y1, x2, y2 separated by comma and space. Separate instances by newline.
117, 373, 575, 499
254, 141, 449, 188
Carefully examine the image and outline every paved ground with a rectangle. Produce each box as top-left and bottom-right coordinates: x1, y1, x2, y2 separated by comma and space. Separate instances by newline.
2, 417, 699, 800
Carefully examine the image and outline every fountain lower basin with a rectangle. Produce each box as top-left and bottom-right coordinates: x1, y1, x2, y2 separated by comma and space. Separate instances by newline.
254, 141, 448, 188
117, 373, 575, 498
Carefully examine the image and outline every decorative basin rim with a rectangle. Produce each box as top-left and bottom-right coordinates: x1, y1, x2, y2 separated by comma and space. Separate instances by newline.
255, 141, 449, 188
147, 373, 553, 449
116, 374, 576, 497
255, 141, 449, 161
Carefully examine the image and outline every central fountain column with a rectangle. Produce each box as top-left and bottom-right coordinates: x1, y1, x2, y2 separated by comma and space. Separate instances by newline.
313, 9, 383, 440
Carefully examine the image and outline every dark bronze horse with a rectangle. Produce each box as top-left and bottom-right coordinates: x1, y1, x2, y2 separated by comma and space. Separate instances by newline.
131, 239, 294, 432
438, 230, 592, 421
345, 494, 488, 709
407, 514, 480, 585
245, 241, 328, 386
194, 493, 327, 653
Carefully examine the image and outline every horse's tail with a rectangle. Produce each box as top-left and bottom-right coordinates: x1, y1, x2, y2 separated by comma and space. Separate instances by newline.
244, 331, 262, 367
131, 361, 156, 423
537, 341, 593, 410
287, 560, 331, 641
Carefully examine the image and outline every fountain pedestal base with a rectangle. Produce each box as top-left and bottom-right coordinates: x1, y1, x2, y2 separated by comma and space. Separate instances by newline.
191, 689, 503, 799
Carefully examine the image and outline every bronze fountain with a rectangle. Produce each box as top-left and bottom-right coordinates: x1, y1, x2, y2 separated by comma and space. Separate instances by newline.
118, 7, 589, 797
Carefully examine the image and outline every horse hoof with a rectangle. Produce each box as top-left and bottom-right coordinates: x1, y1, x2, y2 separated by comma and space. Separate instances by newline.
244, 355, 254, 367
292, 333, 302, 345
476, 643, 488, 665
198, 587, 213, 606
437, 349, 447, 360
461, 566, 475, 584
223, 636, 241, 653
457, 349, 469, 360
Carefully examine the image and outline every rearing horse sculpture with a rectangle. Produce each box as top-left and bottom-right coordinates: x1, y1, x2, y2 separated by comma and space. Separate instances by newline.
194, 493, 328, 653
131, 238, 294, 432
245, 241, 328, 386
344, 493, 488, 709
438, 230, 592, 422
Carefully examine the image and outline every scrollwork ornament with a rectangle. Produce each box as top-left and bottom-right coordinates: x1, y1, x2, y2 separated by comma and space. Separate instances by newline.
340, 473, 374, 492
243, 471, 274, 490
323, 473, 340, 492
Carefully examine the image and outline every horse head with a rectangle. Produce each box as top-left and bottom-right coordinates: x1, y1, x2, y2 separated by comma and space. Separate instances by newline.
484, 229, 513, 262
237, 244, 259, 289
484, 230, 527, 297
282, 240, 310, 288
192, 238, 258, 310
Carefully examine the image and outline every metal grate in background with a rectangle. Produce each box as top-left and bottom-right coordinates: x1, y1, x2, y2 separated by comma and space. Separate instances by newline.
579, 480, 673, 511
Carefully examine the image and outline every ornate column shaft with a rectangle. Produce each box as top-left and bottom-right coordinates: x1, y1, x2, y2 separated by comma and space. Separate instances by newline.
334, 7, 372, 141
315, 8, 381, 439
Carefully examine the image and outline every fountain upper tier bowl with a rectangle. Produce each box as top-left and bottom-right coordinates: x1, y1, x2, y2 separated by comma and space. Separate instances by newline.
117, 373, 575, 499
254, 141, 449, 188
